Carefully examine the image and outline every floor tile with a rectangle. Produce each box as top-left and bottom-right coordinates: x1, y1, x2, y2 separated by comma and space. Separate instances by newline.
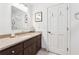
37, 49, 56, 55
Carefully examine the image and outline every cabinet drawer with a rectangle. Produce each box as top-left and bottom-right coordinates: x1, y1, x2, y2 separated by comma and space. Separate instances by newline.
0, 43, 23, 55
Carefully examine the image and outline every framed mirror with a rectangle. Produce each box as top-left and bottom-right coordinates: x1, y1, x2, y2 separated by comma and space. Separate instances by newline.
11, 6, 29, 32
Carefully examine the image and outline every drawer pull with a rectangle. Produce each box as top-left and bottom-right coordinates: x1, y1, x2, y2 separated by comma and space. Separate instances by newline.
11, 50, 15, 53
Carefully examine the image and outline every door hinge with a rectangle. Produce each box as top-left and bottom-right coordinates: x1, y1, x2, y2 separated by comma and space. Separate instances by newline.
67, 27, 69, 31
67, 6, 69, 10
67, 48, 69, 52
52, 13, 53, 16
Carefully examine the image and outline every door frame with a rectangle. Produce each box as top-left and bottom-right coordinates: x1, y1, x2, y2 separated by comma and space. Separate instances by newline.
47, 3, 71, 54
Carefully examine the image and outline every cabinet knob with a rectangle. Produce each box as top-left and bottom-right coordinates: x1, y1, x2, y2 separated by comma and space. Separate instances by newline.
11, 50, 15, 54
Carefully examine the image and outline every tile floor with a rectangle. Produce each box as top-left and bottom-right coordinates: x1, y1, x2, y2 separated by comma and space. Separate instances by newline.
37, 49, 56, 55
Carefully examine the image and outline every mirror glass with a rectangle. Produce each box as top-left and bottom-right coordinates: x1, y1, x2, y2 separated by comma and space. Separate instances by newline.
11, 6, 29, 33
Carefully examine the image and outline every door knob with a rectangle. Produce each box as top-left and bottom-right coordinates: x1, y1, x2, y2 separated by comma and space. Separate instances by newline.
48, 32, 51, 33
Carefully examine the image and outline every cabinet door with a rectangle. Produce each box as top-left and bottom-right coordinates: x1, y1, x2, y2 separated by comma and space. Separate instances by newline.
24, 38, 34, 48
24, 43, 36, 55
30, 43, 37, 55
24, 47, 30, 55
36, 35, 41, 52
10, 43, 23, 55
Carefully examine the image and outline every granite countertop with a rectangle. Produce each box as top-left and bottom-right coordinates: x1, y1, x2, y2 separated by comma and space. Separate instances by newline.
0, 32, 41, 51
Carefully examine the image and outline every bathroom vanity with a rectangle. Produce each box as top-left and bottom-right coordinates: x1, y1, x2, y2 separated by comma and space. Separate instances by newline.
0, 32, 41, 55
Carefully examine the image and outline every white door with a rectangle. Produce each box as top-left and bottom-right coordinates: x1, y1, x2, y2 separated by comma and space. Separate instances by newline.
48, 4, 68, 54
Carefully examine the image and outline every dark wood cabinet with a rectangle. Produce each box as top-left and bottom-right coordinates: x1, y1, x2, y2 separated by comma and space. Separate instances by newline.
0, 34, 41, 55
